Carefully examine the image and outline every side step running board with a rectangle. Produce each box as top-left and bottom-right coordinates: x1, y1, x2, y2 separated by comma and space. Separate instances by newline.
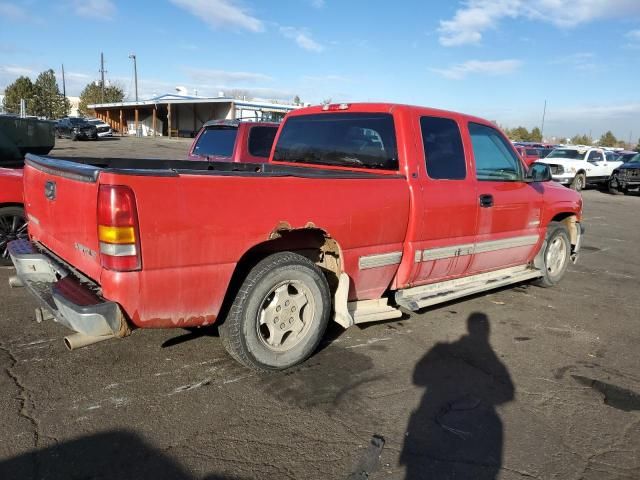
395, 265, 542, 311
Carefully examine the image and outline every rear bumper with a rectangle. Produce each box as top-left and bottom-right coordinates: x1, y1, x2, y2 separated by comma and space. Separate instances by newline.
8, 239, 128, 337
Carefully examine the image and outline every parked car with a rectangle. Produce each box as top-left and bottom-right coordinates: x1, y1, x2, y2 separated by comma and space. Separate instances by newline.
87, 119, 113, 138
537, 147, 623, 191
0, 168, 26, 266
615, 151, 639, 163
0, 117, 55, 265
188, 120, 279, 162
9, 102, 583, 371
608, 153, 640, 195
56, 117, 98, 141
515, 146, 540, 166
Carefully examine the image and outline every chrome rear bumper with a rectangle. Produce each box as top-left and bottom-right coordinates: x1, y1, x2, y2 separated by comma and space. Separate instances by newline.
8, 239, 127, 338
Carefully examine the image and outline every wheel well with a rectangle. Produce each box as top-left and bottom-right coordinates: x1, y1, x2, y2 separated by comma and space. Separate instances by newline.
576, 170, 586, 176
0, 203, 25, 211
216, 228, 343, 326
551, 213, 579, 246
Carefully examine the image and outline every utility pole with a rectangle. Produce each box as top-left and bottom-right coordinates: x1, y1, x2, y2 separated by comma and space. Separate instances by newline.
129, 53, 138, 102
61, 64, 66, 98
540, 99, 547, 141
99, 52, 106, 103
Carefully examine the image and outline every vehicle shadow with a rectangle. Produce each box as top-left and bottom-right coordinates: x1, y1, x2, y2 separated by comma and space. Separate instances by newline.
0, 430, 246, 480
400, 312, 515, 479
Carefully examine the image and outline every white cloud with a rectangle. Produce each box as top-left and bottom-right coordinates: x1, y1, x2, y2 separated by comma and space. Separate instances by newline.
280, 26, 324, 52
70, 0, 116, 20
183, 67, 273, 85
310, 0, 325, 8
627, 29, 640, 40
169, 0, 263, 32
439, 0, 640, 46
431, 59, 522, 79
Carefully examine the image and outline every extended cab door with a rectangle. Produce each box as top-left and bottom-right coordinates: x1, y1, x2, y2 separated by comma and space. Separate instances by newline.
406, 114, 479, 286
585, 149, 608, 179
466, 122, 544, 273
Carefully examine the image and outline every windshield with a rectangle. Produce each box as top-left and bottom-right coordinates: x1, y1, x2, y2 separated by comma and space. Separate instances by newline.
273, 113, 399, 170
547, 149, 584, 160
88, 120, 102, 125
69, 118, 87, 125
626, 154, 640, 164
192, 127, 238, 158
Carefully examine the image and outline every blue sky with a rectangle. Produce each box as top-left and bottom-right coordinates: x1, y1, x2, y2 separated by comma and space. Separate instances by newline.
1, 0, 639, 140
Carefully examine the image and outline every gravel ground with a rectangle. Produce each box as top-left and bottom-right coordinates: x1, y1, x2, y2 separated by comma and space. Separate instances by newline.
0, 138, 638, 479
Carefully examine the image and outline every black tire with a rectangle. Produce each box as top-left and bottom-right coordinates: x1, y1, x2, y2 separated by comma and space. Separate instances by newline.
533, 222, 571, 288
570, 173, 585, 191
218, 252, 331, 372
0, 206, 27, 267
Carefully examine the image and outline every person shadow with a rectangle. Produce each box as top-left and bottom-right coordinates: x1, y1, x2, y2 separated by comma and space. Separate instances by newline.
400, 312, 515, 479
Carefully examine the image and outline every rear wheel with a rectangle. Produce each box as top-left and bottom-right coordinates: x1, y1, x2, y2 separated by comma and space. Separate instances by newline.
534, 222, 571, 288
570, 173, 586, 191
219, 252, 331, 371
0, 206, 27, 266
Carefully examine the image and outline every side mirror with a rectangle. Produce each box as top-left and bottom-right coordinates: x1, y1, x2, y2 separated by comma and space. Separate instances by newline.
525, 162, 552, 182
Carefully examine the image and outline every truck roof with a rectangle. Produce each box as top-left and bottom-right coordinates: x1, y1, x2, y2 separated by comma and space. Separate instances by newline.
287, 102, 494, 126
201, 119, 279, 129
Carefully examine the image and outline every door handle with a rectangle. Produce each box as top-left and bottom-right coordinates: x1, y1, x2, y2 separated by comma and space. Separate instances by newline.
479, 194, 494, 208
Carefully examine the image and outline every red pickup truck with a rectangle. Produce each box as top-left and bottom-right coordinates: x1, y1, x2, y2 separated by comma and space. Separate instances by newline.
9, 103, 583, 371
188, 120, 279, 162
0, 168, 27, 265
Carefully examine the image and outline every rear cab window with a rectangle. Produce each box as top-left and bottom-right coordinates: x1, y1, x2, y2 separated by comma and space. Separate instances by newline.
273, 113, 399, 170
248, 126, 278, 158
420, 116, 466, 180
192, 127, 238, 158
469, 122, 524, 181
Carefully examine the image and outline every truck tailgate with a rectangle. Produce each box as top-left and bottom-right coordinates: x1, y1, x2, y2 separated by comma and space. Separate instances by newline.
23, 158, 102, 281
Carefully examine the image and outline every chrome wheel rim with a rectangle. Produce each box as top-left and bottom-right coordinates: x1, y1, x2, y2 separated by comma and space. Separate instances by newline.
546, 236, 567, 277
256, 280, 315, 352
0, 213, 27, 261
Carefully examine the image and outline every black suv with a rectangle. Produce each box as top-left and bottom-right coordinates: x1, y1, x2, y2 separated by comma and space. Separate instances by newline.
608, 153, 640, 195
56, 117, 98, 141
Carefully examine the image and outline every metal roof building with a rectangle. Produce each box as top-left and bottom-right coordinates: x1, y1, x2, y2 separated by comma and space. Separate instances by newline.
88, 94, 299, 138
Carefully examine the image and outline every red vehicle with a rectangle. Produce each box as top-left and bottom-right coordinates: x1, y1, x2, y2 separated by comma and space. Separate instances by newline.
0, 167, 26, 265
9, 103, 584, 371
515, 146, 540, 166
188, 120, 279, 162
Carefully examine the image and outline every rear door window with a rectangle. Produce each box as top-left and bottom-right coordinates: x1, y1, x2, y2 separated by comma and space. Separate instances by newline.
420, 116, 466, 180
273, 113, 398, 170
469, 123, 523, 181
193, 127, 238, 157
248, 126, 278, 158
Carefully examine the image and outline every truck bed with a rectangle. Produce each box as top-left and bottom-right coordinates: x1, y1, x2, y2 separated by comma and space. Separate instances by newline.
22, 154, 410, 329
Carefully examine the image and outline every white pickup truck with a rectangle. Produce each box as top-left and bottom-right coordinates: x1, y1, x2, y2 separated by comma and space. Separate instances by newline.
538, 147, 623, 191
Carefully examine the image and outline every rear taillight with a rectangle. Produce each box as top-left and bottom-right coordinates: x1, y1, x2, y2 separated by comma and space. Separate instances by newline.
97, 185, 141, 271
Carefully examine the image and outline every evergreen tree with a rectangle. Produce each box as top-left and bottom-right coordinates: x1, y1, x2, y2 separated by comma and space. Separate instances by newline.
2, 76, 35, 114
31, 69, 69, 119
530, 127, 542, 142
598, 131, 618, 147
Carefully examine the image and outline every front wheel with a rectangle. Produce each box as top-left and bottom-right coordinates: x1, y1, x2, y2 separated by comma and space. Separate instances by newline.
533, 223, 571, 288
570, 173, 585, 191
0, 206, 27, 266
607, 175, 624, 195
219, 252, 331, 371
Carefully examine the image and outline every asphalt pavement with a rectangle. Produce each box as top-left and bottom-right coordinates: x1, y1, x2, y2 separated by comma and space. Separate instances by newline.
0, 138, 638, 479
